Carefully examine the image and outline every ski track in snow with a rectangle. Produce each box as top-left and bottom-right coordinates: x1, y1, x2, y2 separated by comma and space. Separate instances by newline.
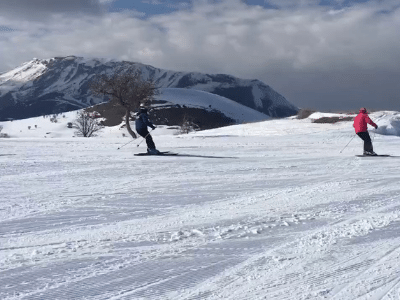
1, 125, 400, 300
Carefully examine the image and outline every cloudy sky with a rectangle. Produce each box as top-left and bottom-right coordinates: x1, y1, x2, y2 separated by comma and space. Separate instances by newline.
1, 0, 399, 111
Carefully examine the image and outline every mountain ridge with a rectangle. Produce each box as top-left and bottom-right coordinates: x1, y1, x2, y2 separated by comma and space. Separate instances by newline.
0, 56, 299, 121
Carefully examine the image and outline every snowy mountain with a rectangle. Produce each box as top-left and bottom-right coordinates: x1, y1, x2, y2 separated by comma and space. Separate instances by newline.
0, 56, 298, 121
155, 88, 271, 123
84, 87, 272, 130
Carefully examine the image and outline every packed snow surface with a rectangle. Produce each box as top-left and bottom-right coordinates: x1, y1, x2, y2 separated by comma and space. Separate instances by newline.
1, 111, 400, 300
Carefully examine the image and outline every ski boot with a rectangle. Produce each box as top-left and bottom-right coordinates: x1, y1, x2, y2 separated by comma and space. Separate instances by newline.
364, 151, 377, 156
147, 148, 161, 155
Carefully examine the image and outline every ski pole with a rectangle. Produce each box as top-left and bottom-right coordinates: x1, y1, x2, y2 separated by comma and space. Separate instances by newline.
340, 135, 356, 153
117, 139, 136, 150
136, 129, 154, 147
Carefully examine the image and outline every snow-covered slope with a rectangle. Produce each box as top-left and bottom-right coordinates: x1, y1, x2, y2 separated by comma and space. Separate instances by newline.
1, 110, 400, 139
306, 111, 400, 136
0, 56, 298, 121
1, 110, 400, 300
373, 111, 400, 136
156, 88, 270, 123
0, 110, 180, 139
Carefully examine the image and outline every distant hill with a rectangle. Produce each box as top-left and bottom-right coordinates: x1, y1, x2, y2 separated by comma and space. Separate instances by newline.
85, 87, 272, 130
0, 56, 299, 122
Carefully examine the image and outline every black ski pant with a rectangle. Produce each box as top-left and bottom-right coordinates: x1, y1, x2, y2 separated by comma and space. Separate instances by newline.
137, 128, 156, 150
357, 131, 373, 152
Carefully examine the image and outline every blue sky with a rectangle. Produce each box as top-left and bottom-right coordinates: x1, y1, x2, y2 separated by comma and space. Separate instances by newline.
109, 0, 188, 15
108, 0, 374, 16
1, 0, 399, 110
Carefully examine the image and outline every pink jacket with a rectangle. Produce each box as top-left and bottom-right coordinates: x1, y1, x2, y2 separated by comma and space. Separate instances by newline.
353, 109, 377, 133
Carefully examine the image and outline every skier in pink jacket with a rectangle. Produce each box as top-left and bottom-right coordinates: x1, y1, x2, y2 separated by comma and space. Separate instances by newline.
353, 108, 378, 156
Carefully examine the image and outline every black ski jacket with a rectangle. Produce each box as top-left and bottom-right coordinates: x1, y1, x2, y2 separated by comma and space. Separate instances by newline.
135, 111, 155, 132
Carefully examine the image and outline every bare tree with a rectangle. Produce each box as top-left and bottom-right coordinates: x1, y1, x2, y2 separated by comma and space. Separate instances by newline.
0, 125, 9, 138
179, 114, 200, 134
73, 111, 104, 137
90, 69, 159, 139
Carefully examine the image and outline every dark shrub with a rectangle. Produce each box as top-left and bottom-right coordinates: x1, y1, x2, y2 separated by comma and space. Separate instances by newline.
313, 117, 353, 124
297, 109, 316, 119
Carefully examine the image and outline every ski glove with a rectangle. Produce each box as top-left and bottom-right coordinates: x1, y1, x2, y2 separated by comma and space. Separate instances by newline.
375, 125, 378, 129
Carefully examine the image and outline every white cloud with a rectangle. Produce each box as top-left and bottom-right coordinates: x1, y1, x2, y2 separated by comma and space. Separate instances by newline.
1, 0, 400, 110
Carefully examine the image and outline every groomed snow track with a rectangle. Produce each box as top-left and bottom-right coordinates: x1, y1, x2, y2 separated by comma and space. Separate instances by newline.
1, 123, 400, 300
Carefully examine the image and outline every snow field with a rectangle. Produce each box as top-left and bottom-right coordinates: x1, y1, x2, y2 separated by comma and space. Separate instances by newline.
1, 112, 400, 299
155, 88, 270, 123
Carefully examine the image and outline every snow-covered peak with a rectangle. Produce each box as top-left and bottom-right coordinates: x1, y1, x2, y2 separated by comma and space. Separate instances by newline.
0, 59, 48, 95
0, 56, 299, 121
0, 59, 47, 82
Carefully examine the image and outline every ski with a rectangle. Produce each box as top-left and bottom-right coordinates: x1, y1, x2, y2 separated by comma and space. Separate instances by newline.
134, 151, 178, 156
355, 154, 391, 157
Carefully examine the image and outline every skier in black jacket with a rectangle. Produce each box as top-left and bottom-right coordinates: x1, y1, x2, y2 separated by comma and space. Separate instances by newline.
135, 106, 159, 154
